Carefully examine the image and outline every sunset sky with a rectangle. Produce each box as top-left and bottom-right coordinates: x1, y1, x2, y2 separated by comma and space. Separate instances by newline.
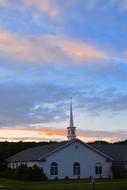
0, 0, 127, 142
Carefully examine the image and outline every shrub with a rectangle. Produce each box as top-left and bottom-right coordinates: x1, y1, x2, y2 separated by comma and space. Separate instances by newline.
0, 164, 47, 181
112, 163, 127, 178
23, 165, 47, 181
64, 176, 69, 180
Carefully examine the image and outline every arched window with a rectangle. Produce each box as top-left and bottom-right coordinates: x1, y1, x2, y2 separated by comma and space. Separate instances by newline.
50, 162, 58, 175
73, 162, 80, 175
95, 162, 102, 175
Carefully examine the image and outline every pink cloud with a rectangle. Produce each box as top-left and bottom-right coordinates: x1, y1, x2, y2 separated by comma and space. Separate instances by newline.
0, 31, 109, 64
0, 0, 10, 6
55, 36, 107, 61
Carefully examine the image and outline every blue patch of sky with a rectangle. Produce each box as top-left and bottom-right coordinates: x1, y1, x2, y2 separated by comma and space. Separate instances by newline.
1, 57, 126, 97
63, 2, 127, 51
0, 7, 51, 35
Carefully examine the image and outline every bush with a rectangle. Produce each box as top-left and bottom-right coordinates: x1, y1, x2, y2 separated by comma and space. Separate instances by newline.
64, 176, 69, 180
13, 164, 27, 180
0, 164, 48, 181
0, 168, 13, 179
23, 165, 47, 181
112, 163, 127, 178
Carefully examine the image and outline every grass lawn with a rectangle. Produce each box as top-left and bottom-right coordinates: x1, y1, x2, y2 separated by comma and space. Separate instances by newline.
0, 178, 127, 190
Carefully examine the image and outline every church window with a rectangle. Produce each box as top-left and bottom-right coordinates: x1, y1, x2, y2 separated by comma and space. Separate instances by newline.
73, 162, 80, 175
95, 162, 102, 175
50, 162, 58, 175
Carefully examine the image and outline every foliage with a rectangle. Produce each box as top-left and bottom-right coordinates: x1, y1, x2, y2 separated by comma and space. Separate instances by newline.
89, 140, 110, 145
0, 165, 47, 181
114, 140, 127, 144
112, 163, 127, 178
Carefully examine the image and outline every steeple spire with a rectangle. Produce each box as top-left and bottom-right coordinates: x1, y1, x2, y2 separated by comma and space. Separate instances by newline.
70, 98, 74, 127
67, 98, 76, 141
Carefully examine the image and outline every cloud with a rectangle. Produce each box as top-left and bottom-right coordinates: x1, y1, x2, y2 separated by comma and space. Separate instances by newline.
1, 127, 127, 142
1, 29, 127, 68
79, 129, 127, 143
36, 128, 127, 142
36, 128, 66, 136
55, 36, 107, 61
0, 0, 60, 17
22, 0, 60, 17
77, 88, 127, 114
0, 31, 109, 64
0, 79, 72, 127
0, 0, 10, 6
112, 0, 127, 11
0, 74, 127, 128
0, 0, 97, 17
0, 31, 67, 63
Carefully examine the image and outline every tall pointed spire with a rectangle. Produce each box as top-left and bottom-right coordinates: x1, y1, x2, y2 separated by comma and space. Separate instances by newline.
67, 98, 76, 141
70, 97, 74, 127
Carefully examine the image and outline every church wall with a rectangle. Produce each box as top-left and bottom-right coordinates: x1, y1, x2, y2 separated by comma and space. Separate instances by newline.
39, 140, 112, 179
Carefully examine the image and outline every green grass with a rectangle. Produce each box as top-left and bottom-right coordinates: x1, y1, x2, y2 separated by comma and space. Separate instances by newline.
0, 178, 127, 190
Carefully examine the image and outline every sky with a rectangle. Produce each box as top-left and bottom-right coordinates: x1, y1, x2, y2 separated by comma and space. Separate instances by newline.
0, 0, 127, 142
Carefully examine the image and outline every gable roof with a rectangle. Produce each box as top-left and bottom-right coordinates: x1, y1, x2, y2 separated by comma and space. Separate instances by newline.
7, 139, 112, 162
90, 144, 127, 162
7, 141, 68, 162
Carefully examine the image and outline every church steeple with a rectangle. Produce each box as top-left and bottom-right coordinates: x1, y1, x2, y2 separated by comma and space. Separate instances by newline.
70, 98, 74, 127
67, 99, 76, 141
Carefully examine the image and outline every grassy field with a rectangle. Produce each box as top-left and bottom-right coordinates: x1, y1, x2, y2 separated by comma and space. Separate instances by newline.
0, 178, 127, 190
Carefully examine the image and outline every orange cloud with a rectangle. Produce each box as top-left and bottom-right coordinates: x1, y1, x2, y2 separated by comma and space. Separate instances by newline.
0, 31, 109, 64
56, 36, 107, 61
36, 128, 66, 136
0, 31, 13, 42
0, 127, 127, 143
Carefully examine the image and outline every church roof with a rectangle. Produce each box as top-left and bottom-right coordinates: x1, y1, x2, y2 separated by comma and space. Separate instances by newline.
7, 141, 68, 162
7, 138, 127, 163
7, 139, 112, 162
90, 144, 127, 162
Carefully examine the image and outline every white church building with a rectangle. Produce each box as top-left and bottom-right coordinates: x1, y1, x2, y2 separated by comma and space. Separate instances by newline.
7, 102, 113, 179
